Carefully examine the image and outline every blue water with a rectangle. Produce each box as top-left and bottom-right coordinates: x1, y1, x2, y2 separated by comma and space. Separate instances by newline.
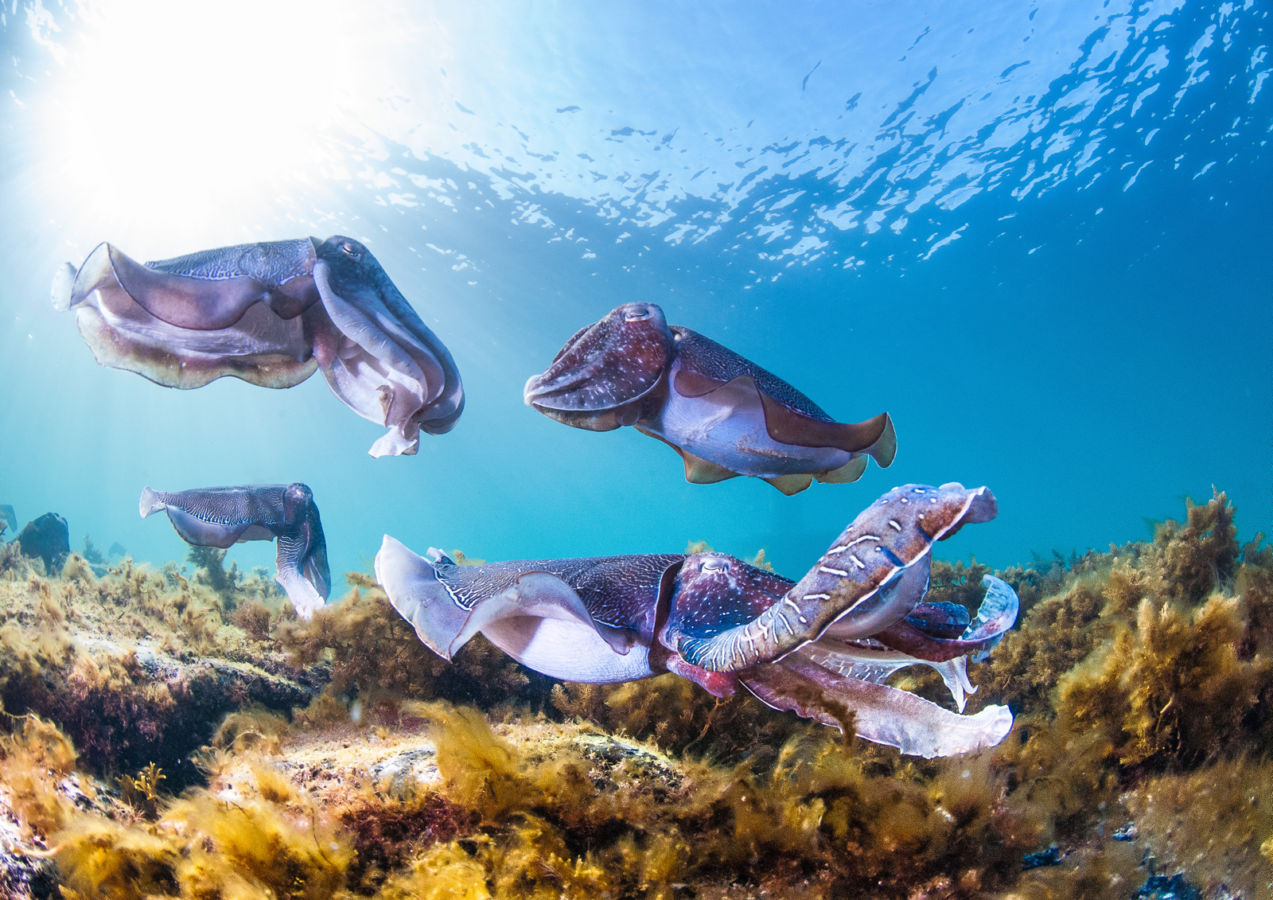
0, 0, 1269, 590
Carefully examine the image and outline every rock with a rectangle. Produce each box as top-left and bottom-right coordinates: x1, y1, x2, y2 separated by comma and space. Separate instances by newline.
15, 513, 69, 574
0, 793, 59, 899
37, 636, 319, 788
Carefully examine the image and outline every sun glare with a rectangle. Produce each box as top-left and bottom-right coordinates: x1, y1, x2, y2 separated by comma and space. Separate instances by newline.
32, 0, 406, 248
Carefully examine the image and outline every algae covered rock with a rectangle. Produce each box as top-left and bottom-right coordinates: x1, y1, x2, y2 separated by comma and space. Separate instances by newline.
0, 554, 322, 787
0, 792, 59, 900
0, 492, 1269, 898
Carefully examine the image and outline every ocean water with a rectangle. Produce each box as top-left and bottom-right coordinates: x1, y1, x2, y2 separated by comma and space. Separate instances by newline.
0, 0, 1268, 589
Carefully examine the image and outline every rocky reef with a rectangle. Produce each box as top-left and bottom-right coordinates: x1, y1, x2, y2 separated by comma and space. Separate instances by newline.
0, 492, 1269, 898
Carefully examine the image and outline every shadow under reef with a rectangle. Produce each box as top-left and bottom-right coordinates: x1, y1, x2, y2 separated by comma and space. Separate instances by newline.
0, 491, 1269, 899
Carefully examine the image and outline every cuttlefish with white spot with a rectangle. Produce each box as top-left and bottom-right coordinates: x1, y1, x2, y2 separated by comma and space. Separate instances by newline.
375, 482, 1019, 758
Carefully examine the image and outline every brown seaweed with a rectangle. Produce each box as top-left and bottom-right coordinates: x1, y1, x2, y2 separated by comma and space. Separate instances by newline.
0, 491, 1268, 897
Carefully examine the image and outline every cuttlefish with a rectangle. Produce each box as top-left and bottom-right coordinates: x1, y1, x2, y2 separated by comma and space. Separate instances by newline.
524, 302, 896, 494
140, 483, 330, 619
376, 483, 1017, 757
54, 236, 463, 457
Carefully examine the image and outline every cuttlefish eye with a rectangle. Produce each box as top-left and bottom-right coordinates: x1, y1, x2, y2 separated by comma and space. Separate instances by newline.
622, 305, 652, 322
339, 240, 362, 260
700, 557, 730, 574
282, 482, 313, 525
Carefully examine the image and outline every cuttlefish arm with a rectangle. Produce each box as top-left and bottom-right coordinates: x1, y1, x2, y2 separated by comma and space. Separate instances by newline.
53, 236, 464, 456
665, 483, 998, 672
375, 536, 680, 684
309, 237, 464, 456
789, 574, 1019, 714
139, 483, 330, 619
659, 483, 1013, 757
523, 301, 894, 494
740, 656, 1013, 758
53, 239, 321, 389
874, 574, 1020, 663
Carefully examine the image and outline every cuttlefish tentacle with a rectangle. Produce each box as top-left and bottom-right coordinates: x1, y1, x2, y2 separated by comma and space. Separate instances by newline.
140, 483, 330, 619
525, 302, 894, 492
874, 574, 1020, 663
741, 654, 1013, 758
375, 482, 1019, 758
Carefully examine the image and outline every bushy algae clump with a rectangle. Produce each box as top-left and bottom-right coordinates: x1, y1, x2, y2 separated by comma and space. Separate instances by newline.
0, 492, 1270, 897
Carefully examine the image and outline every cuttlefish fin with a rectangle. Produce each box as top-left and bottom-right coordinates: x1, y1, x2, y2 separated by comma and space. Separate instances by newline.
765, 473, 814, 495
450, 571, 634, 656
816, 455, 869, 485
674, 367, 896, 464
148, 500, 254, 549
375, 537, 633, 661
375, 535, 474, 660
682, 451, 741, 485
70, 242, 298, 331
759, 397, 897, 465
636, 428, 741, 484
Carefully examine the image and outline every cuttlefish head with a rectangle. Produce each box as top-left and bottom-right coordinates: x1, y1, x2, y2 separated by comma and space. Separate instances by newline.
658, 483, 1020, 758
524, 302, 675, 430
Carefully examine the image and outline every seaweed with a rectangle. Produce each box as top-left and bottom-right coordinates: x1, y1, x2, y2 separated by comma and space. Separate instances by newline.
187, 544, 239, 608
278, 577, 551, 714
52, 758, 353, 899
1123, 756, 1273, 898
0, 491, 1269, 896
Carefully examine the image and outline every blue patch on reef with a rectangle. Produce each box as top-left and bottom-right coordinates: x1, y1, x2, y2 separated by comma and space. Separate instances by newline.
1133, 873, 1202, 900
1021, 844, 1063, 870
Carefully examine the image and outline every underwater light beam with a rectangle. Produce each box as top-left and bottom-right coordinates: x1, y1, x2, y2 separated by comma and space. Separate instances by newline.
30, 0, 402, 244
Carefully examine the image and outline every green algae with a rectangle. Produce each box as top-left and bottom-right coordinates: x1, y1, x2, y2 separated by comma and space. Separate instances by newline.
0, 491, 1270, 897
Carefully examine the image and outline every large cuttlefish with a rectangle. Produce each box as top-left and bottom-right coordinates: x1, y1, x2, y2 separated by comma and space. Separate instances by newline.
376, 482, 1018, 757
54, 236, 463, 457
524, 302, 895, 494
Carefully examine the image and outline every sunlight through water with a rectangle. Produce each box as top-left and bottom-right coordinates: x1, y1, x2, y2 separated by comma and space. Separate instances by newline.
25, 0, 413, 247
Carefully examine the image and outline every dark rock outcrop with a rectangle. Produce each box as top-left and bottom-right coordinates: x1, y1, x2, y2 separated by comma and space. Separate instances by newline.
15, 513, 70, 574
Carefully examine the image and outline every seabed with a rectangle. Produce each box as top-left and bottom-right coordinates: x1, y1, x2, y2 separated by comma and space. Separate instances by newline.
0, 492, 1270, 899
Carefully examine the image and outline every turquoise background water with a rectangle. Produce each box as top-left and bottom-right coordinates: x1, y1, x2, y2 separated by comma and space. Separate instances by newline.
1, 1, 1268, 590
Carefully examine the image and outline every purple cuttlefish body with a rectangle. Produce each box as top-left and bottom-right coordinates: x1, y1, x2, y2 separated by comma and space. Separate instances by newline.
54, 236, 463, 457
140, 483, 330, 619
524, 302, 895, 494
376, 483, 1018, 758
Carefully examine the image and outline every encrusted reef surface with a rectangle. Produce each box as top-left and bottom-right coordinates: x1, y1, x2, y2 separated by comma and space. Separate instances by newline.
0, 492, 1270, 898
